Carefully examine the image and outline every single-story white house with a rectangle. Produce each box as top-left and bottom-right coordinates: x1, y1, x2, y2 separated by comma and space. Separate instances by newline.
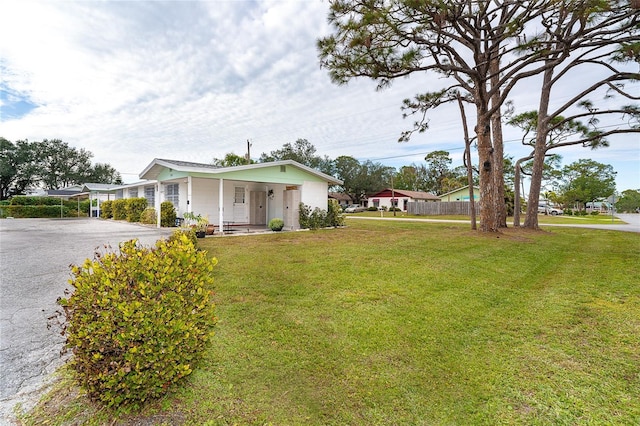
122, 158, 342, 231
367, 188, 439, 211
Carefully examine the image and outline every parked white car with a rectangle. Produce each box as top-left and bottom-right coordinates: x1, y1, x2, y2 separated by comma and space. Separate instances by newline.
344, 204, 366, 213
538, 203, 563, 215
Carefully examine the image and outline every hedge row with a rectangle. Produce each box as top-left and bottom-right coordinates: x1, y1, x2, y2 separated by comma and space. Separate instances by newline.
7, 196, 90, 212
101, 198, 148, 222
0, 205, 73, 218
10, 196, 64, 206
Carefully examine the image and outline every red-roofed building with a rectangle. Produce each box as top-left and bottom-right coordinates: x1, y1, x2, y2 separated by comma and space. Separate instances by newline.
366, 188, 439, 211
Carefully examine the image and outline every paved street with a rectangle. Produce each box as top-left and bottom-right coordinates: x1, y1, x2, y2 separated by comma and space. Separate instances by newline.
0, 218, 172, 424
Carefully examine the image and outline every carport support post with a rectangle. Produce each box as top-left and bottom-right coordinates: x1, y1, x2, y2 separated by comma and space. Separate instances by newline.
218, 178, 224, 233
156, 182, 161, 228
187, 176, 192, 214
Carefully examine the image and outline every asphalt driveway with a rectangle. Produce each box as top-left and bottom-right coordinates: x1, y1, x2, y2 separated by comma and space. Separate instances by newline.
0, 218, 172, 424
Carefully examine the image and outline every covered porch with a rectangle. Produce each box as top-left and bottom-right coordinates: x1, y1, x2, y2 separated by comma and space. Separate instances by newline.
139, 159, 341, 231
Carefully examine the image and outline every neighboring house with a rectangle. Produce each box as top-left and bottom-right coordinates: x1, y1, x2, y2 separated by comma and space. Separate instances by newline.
585, 201, 612, 213
367, 188, 439, 211
439, 185, 480, 202
48, 183, 118, 217
134, 158, 343, 230
329, 192, 352, 208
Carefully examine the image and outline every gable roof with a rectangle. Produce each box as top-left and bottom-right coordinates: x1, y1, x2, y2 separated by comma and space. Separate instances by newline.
82, 183, 118, 192
438, 185, 480, 198
329, 192, 352, 202
369, 188, 439, 201
140, 158, 343, 185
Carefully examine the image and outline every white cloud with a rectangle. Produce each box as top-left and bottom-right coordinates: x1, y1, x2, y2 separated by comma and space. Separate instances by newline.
0, 0, 637, 190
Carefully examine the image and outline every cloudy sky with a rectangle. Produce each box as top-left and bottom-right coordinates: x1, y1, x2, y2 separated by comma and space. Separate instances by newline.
1, 0, 638, 191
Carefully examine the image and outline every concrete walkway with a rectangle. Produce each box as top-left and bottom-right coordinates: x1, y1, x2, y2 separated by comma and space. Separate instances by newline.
0, 218, 172, 424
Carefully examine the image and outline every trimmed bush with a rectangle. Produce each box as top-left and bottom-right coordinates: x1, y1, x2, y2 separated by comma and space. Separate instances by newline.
161, 201, 177, 227
58, 232, 217, 407
170, 227, 198, 247
112, 199, 127, 220
326, 199, 345, 227
298, 203, 312, 229
140, 207, 157, 225
309, 208, 326, 229
299, 201, 344, 230
590, 211, 600, 216
268, 218, 284, 231
126, 198, 148, 222
101, 200, 113, 219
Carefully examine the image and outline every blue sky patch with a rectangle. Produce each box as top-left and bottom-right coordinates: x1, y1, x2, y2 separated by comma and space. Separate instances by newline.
0, 87, 38, 120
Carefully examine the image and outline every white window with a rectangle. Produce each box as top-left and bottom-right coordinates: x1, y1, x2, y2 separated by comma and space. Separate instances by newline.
144, 186, 155, 207
165, 183, 179, 206
129, 188, 138, 198
234, 187, 245, 204
115, 189, 123, 200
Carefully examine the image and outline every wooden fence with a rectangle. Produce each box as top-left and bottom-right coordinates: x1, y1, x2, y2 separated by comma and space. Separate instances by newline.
407, 201, 474, 216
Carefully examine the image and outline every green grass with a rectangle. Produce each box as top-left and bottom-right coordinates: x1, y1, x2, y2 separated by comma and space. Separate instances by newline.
19, 221, 640, 425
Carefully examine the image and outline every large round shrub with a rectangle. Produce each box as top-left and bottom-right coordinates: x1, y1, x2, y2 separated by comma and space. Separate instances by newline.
140, 207, 157, 225
126, 198, 148, 222
268, 217, 284, 231
58, 233, 217, 407
161, 201, 176, 227
112, 199, 127, 220
101, 200, 113, 219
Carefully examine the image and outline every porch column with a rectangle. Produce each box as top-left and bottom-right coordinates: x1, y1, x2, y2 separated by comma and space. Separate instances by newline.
218, 178, 224, 232
156, 182, 161, 228
89, 192, 93, 218
265, 185, 270, 223
96, 193, 101, 218
187, 176, 193, 214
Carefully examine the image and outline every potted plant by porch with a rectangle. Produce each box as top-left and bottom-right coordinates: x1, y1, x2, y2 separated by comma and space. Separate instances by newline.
184, 212, 209, 238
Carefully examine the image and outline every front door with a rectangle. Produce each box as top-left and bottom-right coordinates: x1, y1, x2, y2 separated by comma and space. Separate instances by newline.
233, 186, 248, 223
250, 191, 266, 225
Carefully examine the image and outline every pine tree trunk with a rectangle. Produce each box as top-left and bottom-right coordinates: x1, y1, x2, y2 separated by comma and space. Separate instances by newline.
490, 56, 507, 228
524, 66, 554, 229
457, 95, 476, 230
513, 161, 522, 227
476, 113, 500, 233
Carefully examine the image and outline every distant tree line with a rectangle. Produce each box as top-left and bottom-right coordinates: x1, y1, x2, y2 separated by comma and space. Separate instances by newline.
0, 137, 122, 200
215, 138, 621, 214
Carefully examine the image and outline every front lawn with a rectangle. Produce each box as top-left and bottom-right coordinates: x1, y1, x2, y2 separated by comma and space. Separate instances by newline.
20, 220, 640, 425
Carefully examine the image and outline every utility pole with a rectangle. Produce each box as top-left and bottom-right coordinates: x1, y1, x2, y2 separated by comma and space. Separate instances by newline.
246, 140, 252, 165
391, 174, 396, 217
